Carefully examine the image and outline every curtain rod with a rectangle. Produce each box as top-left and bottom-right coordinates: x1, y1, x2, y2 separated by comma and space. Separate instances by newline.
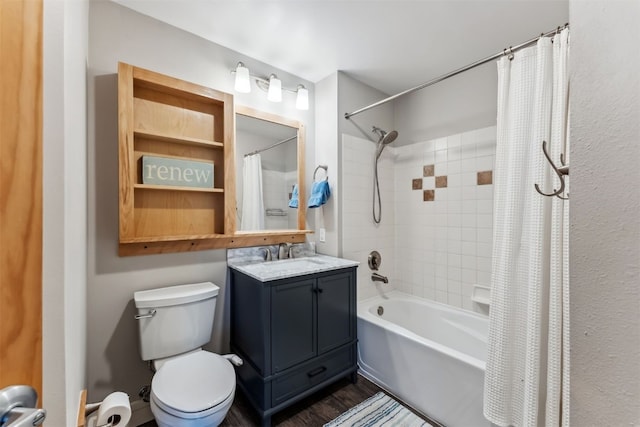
244, 135, 297, 157
344, 23, 569, 120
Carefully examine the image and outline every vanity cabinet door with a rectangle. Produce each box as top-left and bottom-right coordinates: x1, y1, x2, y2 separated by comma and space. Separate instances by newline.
317, 271, 355, 354
271, 278, 317, 372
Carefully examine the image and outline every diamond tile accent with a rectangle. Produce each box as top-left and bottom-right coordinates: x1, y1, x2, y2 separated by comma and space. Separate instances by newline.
423, 189, 435, 201
423, 164, 434, 177
412, 178, 423, 190
435, 176, 448, 188
477, 170, 493, 185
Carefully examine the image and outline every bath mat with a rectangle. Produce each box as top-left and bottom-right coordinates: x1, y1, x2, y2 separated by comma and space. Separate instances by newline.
324, 392, 432, 427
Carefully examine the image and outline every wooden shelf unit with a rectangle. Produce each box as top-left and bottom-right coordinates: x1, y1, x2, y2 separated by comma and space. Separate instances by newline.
118, 62, 236, 253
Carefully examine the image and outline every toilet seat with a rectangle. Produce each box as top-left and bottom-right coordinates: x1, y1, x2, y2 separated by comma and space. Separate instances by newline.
151, 351, 235, 418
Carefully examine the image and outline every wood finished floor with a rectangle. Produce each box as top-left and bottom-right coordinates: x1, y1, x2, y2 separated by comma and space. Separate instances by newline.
139, 374, 439, 426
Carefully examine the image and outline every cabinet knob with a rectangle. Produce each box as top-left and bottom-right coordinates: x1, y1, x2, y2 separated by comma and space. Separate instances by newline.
313, 288, 324, 294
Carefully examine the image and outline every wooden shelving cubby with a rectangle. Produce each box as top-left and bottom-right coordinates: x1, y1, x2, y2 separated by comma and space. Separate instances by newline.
118, 62, 235, 254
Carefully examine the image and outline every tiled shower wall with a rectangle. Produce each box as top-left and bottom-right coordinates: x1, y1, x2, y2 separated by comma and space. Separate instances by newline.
394, 126, 495, 313
341, 134, 396, 301
341, 126, 496, 313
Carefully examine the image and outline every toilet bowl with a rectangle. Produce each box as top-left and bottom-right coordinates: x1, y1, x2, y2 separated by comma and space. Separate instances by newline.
134, 282, 237, 426
149, 350, 236, 427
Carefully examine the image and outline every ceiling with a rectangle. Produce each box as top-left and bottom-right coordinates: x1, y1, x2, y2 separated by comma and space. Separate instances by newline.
113, 0, 568, 96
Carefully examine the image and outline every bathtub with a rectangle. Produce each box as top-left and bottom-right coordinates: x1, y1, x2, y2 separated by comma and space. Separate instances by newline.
357, 291, 490, 427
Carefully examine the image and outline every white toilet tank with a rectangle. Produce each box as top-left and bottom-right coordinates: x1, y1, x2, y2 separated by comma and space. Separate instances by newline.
134, 282, 219, 361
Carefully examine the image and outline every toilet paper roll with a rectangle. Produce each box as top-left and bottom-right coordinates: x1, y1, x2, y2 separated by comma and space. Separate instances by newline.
95, 392, 131, 427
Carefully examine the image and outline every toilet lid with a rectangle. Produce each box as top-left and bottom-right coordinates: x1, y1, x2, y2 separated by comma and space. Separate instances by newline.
152, 351, 235, 414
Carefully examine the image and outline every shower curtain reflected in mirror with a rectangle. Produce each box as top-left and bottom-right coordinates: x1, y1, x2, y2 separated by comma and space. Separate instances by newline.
240, 154, 265, 230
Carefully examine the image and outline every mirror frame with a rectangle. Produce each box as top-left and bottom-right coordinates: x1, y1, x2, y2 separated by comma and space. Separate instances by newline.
234, 105, 309, 239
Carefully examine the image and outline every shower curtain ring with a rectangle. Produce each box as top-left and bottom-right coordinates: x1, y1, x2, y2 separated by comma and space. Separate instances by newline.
507, 47, 514, 61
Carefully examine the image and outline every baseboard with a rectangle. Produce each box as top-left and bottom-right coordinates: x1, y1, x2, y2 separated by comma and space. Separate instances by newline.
129, 399, 153, 427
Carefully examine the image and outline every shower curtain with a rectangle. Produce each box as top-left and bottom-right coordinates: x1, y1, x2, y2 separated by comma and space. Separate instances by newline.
484, 29, 569, 427
240, 154, 265, 230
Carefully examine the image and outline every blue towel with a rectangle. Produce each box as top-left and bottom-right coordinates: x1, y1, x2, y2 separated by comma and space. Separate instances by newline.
307, 180, 331, 208
288, 184, 299, 208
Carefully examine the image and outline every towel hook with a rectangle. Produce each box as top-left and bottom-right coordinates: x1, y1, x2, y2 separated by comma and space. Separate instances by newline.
534, 140, 569, 199
313, 164, 328, 181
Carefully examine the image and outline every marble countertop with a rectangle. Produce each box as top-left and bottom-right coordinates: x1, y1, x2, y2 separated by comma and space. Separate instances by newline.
228, 254, 359, 282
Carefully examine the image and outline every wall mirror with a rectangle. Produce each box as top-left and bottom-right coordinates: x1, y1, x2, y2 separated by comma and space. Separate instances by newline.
235, 105, 306, 233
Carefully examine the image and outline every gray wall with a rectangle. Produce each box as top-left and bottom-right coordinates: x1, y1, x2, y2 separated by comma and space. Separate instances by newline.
87, 1, 315, 401
569, 1, 640, 424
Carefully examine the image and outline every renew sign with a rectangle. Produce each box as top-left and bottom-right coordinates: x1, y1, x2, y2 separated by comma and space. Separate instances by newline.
142, 155, 214, 188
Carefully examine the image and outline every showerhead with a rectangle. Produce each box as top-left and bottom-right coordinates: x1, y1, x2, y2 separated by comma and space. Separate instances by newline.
372, 126, 398, 159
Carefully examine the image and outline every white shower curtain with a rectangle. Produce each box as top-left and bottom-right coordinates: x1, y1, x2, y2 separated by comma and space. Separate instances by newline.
484, 29, 570, 427
240, 154, 265, 230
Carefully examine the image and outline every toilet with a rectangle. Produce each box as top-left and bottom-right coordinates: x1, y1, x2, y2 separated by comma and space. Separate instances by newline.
134, 282, 237, 427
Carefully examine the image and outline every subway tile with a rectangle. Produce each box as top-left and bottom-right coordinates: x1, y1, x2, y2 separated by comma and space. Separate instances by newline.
435, 251, 448, 265
477, 228, 493, 243
448, 146, 462, 161
448, 253, 462, 267
448, 266, 462, 281
460, 130, 476, 146
436, 290, 448, 304
476, 155, 494, 171
447, 160, 462, 174
423, 151, 435, 164
461, 255, 477, 270
447, 134, 462, 148
435, 276, 448, 291
462, 200, 476, 214
422, 176, 435, 189
461, 241, 477, 256
477, 185, 494, 200
477, 199, 493, 213
477, 241, 492, 255
461, 158, 476, 172
435, 149, 447, 163
436, 264, 448, 279
434, 162, 447, 176
448, 214, 462, 227
476, 139, 496, 157
461, 268, 477, 285
448, 280, 462, 295
435, 137, 447, 151
448, 240, 462, 254
477, 270, 491, 285
448, 187, 462, 201
461, 228, 477, 242
477, 213, 493, 228
448, 200, 462, 214
477, 256, 492, 272
448, 292, 462, 308
448, 173, 463, 187
461, 214, 477, 228
461, 185, 476, 200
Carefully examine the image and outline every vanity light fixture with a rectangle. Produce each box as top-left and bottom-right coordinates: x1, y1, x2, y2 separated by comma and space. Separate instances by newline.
234, 62, 251, 93
231, 62, 309, 110
296, 85, 309, 110
267, 74, 282, 102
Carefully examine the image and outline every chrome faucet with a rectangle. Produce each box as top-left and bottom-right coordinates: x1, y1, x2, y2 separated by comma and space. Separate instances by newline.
278, 243, 292, 259
260, 247, 272, 261
371, 272, 388, 284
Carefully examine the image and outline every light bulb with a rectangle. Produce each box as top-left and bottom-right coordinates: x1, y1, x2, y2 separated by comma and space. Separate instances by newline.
296, 85, 309, 110
267, 74, 282, 102
234, 62, 251, 93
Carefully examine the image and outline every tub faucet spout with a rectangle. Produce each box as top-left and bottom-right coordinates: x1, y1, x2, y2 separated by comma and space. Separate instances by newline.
371, 272, 388, 284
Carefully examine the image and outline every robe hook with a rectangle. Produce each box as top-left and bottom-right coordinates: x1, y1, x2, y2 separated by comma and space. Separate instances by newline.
534, 140, 569, 199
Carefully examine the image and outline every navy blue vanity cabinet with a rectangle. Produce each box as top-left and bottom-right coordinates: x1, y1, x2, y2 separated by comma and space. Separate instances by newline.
230, 266, 357, 427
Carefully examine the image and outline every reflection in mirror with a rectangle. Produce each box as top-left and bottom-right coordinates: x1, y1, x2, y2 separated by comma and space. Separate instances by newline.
235, 111, 300, 231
